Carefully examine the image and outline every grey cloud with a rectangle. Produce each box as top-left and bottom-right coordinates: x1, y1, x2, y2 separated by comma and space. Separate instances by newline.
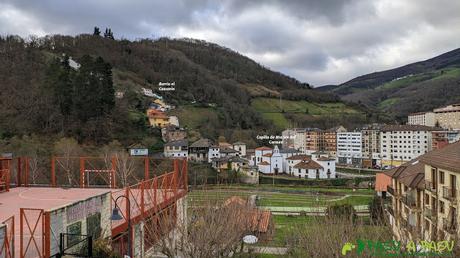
0, 0, 459, 86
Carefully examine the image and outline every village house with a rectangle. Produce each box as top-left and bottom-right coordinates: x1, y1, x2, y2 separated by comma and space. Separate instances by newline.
286, 153, 337, 179
147, 109, 170, 128
280, 148, 302, 173
189, 138, 213, 162
164, 140, 188, 158
232, 141, 247, 156
161, 126, 187, 142
208, 145, 220, 162
211, 156, 249, 173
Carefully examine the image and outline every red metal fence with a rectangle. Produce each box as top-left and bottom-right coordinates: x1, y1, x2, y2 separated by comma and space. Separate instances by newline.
20, 208, 50, 258
1, 216, 14, 258
111, 159, 187, 255
0, 158, 11, 192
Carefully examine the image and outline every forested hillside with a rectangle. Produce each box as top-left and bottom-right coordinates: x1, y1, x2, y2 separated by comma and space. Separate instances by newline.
0, 33, 378, 147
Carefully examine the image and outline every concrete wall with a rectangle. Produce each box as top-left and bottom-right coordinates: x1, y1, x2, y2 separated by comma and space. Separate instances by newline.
48, 192, 111, 256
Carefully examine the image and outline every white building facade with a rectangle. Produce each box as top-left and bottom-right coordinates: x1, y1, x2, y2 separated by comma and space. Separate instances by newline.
380, 125, 435, 167
337, 132, 362, 165
407, 112, 436, 127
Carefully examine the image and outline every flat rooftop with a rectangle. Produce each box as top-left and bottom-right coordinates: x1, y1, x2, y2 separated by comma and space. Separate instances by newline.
0, 187, 111, 256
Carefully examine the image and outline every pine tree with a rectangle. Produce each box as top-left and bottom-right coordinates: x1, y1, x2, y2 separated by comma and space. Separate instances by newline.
104, 28, 114, 39
93, 26, 101, 36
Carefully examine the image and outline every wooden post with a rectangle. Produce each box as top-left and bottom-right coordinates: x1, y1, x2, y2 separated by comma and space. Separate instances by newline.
111, 157, 117, 188
17, 157, 22, 187
51, 157, 56, 187
25, 158, 29, 187
44, 212, 51, 258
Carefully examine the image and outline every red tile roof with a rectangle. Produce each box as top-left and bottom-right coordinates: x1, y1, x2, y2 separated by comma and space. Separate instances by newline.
256, 146, 272, 151
286, 154, 311, 160
293, 160, 323, 170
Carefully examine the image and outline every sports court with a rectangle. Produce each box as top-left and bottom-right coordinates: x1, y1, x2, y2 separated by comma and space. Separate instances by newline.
0, 187, 111, 257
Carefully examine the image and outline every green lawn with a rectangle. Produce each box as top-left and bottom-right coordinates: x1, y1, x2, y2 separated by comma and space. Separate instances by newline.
251, 97, 360, 115
168, 105, 219, 129
259, 113, 290, 129
187, 186, 373, 208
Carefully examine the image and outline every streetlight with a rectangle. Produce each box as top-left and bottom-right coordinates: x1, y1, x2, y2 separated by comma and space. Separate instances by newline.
111, 195, 132, 258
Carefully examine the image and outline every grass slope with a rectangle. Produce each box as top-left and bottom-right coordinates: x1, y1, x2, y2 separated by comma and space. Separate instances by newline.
251, 97, 362, 129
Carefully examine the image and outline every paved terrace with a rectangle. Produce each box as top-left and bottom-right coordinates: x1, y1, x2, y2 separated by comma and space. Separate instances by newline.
0, 187, 111, 257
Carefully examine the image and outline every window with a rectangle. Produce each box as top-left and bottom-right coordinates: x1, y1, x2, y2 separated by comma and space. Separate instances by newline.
425, 194, 430, 205
440, 201, 445, 214
67, 221, 82, 246
87, 212, 101, 239
440, 171, 445, 184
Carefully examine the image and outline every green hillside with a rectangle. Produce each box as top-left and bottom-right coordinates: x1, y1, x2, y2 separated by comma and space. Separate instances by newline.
323, 48, 460, 120
0, 34, 377, 146
251, 98, 365, 129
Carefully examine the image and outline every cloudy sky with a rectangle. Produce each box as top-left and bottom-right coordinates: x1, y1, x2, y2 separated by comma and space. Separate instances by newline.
1, 0, 459, 86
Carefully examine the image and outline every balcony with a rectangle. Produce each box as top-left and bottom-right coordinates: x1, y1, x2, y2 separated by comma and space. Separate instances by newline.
442, 218, 457, 234
402, 194, 418, 209
442, 186, 458, 202
387, 186, 395, 196
425, 181, 437, 193
424, 207, 436, 221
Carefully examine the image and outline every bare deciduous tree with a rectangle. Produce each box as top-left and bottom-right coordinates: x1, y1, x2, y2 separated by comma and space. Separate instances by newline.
54, 137, 81, 186
144, 193, 266, 258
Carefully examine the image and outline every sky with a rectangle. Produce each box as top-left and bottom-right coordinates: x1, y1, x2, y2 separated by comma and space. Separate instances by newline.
1, 0, 460, 86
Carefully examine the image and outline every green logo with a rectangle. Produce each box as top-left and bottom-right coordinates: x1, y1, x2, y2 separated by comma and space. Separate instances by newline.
341, 242, 356, 255
341, 239, 454, 256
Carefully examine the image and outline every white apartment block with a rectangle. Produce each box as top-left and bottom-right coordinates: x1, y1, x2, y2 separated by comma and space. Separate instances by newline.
380, 125, 436, 167
337, 132, 362, 165
407, 112, 436, 127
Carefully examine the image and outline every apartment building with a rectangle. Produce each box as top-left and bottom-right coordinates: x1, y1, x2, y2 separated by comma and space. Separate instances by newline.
323, 126, 346, 156
284, 126, 345, 156
304, 128, 323, 154
420, 142, 460, 241
434, 104, 460, 130
337, 131, 362, 165
408, 112, 436, 127
385, 141, 460, 243
380, 125, 437, 167
385, 159, 425, 242
361, 124, 383, 168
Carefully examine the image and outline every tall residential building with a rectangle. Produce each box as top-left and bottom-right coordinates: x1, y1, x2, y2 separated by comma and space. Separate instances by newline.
380, 125, 438, 167
290, 128, 322, 153
434, 104, 460, 130
361, 124, 383, 168
384, 141, 460, 243
337, 131, 362, 165
323, 126, 347, 156
281, 129, 297, 149
285, 126, 345, 156
305, 129, 322, 154
420, 142, 460, 241
408, 112, 436, 127
385, 159, 425, 242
